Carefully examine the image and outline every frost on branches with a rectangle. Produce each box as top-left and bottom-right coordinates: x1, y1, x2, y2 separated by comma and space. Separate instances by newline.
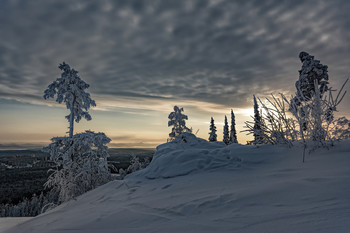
332, 117, 350, 140
223, 116, 230, 145
242, 52, 347, 160
43, 62, 96, 138
229, 110, 238, 144
125, 155, 151, 175
289, 52, 348, 147
168, 106, 192, 141
289, 52, 329, 142
291, 51, 329, 105
43, 131, 111, 203
209, 117, 217, 142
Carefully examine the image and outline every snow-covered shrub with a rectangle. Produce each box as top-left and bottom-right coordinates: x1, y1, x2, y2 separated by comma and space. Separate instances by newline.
127, 154, 142, 173
168, 106, 192, 141
223, 116, 230, 145
332, 117, 350, 139
118, 168, 127, 179
125, 155, 151, 175
248, 94, 298, 146
43, 131, 111, 202
43, 62, 96, 138
208, 117, 217, 142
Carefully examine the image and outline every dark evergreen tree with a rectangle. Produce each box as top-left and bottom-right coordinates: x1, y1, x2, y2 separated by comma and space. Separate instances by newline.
223, 116, 230, 145
229, 109, 238, 144
209, 117, 217, 142
168, 106, 192, 141
253, 95, 264, 144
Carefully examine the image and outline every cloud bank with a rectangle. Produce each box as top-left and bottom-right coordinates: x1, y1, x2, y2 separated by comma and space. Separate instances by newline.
1, 0, 349, 111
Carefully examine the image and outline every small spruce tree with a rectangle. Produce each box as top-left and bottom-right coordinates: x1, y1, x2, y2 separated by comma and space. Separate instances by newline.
253, 95, 265, 144
209, 117, 217, 142
223, 116, 230, 145
168, 106, 192, 141
229, 109, 238, 144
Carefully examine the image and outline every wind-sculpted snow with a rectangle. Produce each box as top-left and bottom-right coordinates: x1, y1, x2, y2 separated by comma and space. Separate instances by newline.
5, 139, 350, 233
132, 133, 243, 179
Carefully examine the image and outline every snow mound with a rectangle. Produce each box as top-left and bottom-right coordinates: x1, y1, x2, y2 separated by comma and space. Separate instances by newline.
4, 140, 350, 233
132, 133, 243, 179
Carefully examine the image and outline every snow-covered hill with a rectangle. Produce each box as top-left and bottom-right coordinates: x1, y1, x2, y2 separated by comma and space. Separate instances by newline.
5, 134, 350, 233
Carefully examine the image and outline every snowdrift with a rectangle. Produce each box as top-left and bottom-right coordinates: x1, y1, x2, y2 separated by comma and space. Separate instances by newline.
133, 133, 243, 179
5, 135, 350, 233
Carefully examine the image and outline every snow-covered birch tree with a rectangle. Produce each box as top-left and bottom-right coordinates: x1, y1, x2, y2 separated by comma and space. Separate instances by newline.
43, 62, 96, 138
168, 106, 192, 141
229, 110, 238, 144
209, 117, 217, 142
223, 116, 230, 145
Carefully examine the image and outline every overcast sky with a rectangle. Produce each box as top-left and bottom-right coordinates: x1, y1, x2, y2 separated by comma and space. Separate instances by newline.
1, 0, 350, 148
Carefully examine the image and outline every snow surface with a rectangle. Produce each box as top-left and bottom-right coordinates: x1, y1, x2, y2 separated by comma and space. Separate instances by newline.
4, 134, 350, 233
0, 218, 32, 232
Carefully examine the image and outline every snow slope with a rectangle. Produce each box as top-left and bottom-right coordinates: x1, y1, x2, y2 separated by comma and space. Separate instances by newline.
0, 218, 32, 232
4, 134, 350, 233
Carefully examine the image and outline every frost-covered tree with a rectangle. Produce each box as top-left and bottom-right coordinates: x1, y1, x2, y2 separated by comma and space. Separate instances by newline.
289, 52, 348, 147
223, 116, 230, 145
208, 117, 217, 142
43, 131, 111, 202
127, 154, 142, 174
253, 95, 265, 144
332, 117, 350, 139
168, 106, 192, 141
229, 110, 238, 144
0, 190, 58, 217
289, 52, 329, 140
43, 62, 96, 138
291, 52, 329, 107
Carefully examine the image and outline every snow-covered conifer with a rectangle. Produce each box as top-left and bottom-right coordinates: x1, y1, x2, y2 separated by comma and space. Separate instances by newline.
168, 106, 192, 140
43, 131, 111, 202
291, 52, 329, 106
229, 110, 238, 144
289, 52, 329, 139
209, 117, 217, 142
253, 95, 265, 144
223, 116, 230, 145
289, 52, 348, 148
43, 62, 96, 138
